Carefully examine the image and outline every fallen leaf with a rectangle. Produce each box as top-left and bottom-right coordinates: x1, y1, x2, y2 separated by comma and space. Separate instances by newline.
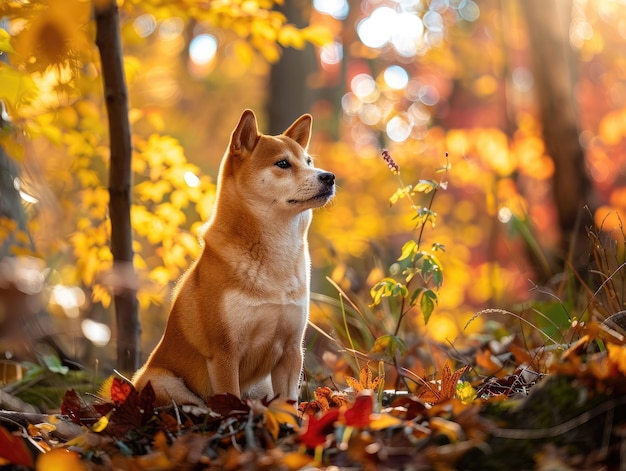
265, 399, 300, 440
0, 426, 33, 467
299, 409, 340, 449
344, 391, 374, 428
369, 413, 404, 431
110, 377, 133, 404
206, 393, 250, 418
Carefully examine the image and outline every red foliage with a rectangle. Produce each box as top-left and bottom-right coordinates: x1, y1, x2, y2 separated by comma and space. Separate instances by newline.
299, 409, 340, 449
0, 425, 33, 467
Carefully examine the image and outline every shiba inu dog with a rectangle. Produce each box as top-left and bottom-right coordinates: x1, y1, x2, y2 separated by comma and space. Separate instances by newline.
132, 110, 335, 406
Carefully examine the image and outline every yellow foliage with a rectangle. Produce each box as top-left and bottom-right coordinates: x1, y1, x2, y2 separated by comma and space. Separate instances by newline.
278, 24, 305, 49
300, 24, 334, 47
0, 63, 38, 110
11, 0, 92, 70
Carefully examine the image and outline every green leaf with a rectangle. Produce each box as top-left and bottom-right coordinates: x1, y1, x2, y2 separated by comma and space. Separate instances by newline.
409, 286, 425, 307
43, 355, 69, 375
420, 289, 438, 324
421, 253, 443, 285
433, 268, 444, 289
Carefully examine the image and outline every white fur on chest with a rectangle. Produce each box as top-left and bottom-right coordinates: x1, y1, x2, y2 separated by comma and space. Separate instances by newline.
222, 288, 309, 345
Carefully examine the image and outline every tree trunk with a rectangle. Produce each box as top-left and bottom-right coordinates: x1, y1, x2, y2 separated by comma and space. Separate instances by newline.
267, 0, 317, 134
94, 2, 140, 372
520, 0, 594, 276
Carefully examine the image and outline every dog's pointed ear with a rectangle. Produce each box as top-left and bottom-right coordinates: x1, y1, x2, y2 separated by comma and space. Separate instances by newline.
230, 109, 259, 155
283, 114, 312, 150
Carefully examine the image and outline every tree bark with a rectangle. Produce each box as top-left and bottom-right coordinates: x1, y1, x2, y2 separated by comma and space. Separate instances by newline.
267, 0, 317, 134
520, 0, 594, 275
94, 1, 140, 372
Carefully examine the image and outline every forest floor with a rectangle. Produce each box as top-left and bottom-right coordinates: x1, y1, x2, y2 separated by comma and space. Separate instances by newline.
2, 320, 626, 470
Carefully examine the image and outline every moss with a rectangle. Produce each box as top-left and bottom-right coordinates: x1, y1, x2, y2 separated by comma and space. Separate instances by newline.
459, 375, 623, 470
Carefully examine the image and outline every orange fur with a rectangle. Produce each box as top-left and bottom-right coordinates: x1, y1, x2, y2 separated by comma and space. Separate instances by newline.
132, 110, 335, 406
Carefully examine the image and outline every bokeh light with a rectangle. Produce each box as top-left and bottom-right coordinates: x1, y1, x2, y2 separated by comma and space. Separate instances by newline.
81, 319, 112, 347
184, 171, 200, 188
357, 7, 397, 49
351, 73, 379, 102
133, 14, 157, 38
384, 65, 409, 90
189, 34, 218, 66
313, 0, 349, 20
158, 17, 184, 40
386, 114, 412, 142
320, 41, 343, 67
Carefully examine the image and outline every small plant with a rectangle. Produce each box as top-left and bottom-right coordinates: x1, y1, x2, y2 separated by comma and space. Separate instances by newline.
313, 149, 450, 391
370, 149, 449, 331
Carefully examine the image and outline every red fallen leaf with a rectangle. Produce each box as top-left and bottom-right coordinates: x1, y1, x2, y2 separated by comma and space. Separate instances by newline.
106, 382, 156, 437
61, 389, 101, 426
61, 389, 83, 424
390, 395, 427, 421
344, 391, 373, 428
92, 401, 114, 417
205, 393, 250, 418
0, 425, 33, 467
110, 377, 133, 404
299, 409, 340, 449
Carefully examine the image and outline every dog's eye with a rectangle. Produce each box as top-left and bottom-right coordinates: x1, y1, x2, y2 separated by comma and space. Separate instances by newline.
275, 159, 291, 169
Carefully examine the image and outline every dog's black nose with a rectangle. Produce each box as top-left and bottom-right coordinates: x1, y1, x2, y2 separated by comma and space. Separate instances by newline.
318, 172, 335, 185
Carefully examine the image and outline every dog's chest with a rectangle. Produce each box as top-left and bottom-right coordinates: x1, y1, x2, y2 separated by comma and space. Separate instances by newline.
222, 288, 308, 351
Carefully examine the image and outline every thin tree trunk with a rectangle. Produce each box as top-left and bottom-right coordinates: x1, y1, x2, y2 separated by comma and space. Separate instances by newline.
520, 0, 594, 276
94, 1, 140, 372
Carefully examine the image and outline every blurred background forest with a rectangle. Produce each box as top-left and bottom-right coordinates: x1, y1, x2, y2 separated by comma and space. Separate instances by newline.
1, 0, 626, 392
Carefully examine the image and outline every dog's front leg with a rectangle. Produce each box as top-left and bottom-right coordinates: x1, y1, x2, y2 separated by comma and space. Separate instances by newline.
207, 355, 241, 397
271, 348, 303, 402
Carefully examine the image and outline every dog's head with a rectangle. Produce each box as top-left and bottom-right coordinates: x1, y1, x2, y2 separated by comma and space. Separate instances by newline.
219, 110, 335, 215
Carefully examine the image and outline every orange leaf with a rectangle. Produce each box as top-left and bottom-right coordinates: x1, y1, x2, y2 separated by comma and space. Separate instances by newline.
509, 343, 533, 365
441, 363, 468, 400
418, 363, 469, 405
476, 349, 504, 377
110, 377, 133, 404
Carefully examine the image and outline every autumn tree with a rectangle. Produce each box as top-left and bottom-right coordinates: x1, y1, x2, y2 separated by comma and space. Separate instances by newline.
0, 0, 330, 370
520, 0, 594, 275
